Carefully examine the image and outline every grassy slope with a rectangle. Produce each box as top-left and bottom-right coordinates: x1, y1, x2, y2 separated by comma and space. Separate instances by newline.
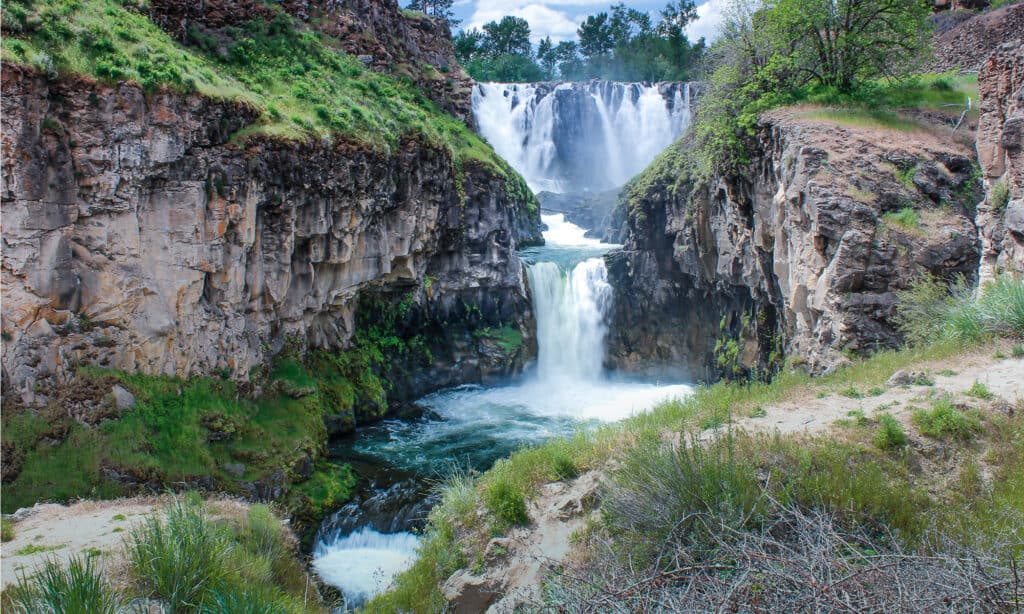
0, 0, 534, 205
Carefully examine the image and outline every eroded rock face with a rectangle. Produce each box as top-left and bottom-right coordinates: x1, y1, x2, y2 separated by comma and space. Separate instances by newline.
607, 110, 981, 376
976, 40, 1024, 279
0, 64, 540, 407
932, 3, 1024, 72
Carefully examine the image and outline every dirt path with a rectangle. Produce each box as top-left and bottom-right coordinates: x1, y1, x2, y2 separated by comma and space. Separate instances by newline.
0, 495, 251, 589
456, 351, 1024, 612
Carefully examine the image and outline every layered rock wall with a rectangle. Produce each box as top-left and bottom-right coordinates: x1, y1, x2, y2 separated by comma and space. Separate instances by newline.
1, 64, 540, 406
608, 111, 981, 376
976, 40, 1024, 279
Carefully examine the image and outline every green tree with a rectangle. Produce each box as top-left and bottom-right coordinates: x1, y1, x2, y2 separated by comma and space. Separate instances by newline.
555, 41, 584, 80
578, 13, 614, 59
537, 36, 557, 79
768, 0, 931, 91
454, 28, 485, 64
483, 16, 532, 56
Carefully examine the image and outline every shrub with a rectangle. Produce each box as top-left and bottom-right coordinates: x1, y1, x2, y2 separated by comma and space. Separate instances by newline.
551, 453, 579, 481
127, 499, 231, 610
875, 414, 908, 450
6, 556, 122, 614
200, 586, 290, 614
604, 437, 760, 549
913, 397, 981, 441
990, 178, 1010, 214
2, 518, 13, 542
484, 479, 529, 528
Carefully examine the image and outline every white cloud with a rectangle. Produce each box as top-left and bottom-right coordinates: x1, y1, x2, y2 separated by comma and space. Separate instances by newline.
464, 1, 593, 42
686, 0, 726, 42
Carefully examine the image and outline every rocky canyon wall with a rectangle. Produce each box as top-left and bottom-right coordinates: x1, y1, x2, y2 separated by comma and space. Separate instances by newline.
976, 39, 1024, 279
607, 111, 981, 377
1, 63, 541, 408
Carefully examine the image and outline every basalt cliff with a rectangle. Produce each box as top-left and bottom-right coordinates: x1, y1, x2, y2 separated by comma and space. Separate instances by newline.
607, 39, 1024, 379
0, 2, 541, 424
606, 112, 984, 378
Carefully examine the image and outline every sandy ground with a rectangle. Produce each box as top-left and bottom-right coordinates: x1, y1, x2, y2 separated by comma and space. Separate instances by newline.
0, 495, 252, 590
465, 350, 1024, 612
1, 496, 162, 589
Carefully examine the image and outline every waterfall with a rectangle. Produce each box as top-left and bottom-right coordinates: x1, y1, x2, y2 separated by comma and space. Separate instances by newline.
472, 81, 693, 193
312, 528, 419, 608
528, 258, 613, 382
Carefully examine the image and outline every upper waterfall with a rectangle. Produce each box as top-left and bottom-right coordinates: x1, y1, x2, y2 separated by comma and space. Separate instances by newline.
472, 81, 695, 193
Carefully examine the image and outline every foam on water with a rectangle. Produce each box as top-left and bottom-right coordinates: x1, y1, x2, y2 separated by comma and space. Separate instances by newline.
312, 528, 419, 607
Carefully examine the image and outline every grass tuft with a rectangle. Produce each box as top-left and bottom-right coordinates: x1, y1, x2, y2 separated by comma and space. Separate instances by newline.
897, 275, 1024, 345
127, 499, 231, 610
965, 380, 995, 400
913, 396, 982, 441
875, 414, 908, 450
6, 555, 122, 614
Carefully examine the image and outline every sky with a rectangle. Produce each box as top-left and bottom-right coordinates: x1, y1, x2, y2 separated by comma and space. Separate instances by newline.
451, 0, 727, 45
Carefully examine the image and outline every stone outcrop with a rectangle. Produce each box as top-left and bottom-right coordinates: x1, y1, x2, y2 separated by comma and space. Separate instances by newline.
976, 40, 1024, 279
0, 63, 541, 408
931, 3, 1024, 71
607, 110, 981, 377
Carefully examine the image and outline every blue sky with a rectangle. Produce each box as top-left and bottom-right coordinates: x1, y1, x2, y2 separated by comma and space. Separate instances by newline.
450, 0, 726, 44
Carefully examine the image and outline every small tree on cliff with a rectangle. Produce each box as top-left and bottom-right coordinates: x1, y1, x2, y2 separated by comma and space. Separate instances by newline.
405, 0, 460, 28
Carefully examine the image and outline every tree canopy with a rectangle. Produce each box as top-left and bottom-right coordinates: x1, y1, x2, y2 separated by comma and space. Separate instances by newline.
453, 2, 706, 82
693, 0, 934, 175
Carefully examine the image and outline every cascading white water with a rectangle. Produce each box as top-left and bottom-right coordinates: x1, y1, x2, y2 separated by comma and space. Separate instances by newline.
312, 528, 419, 608
528, 259, 613, 382
473, 81, 693, 193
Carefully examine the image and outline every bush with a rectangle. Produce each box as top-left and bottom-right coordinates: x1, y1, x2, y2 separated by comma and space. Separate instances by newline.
6, 555, 122, 614
199, 587, 290, 614
875, 414, 908, 450
484, 479, 529, 528
2, 518, 14, 542
604, 437, 760, 550
913, 397, 981, 441
127, 499, 231, 610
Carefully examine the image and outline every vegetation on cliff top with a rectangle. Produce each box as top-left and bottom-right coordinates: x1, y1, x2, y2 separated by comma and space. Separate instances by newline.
689, 0, 969, 176
0, 0, 535, 208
